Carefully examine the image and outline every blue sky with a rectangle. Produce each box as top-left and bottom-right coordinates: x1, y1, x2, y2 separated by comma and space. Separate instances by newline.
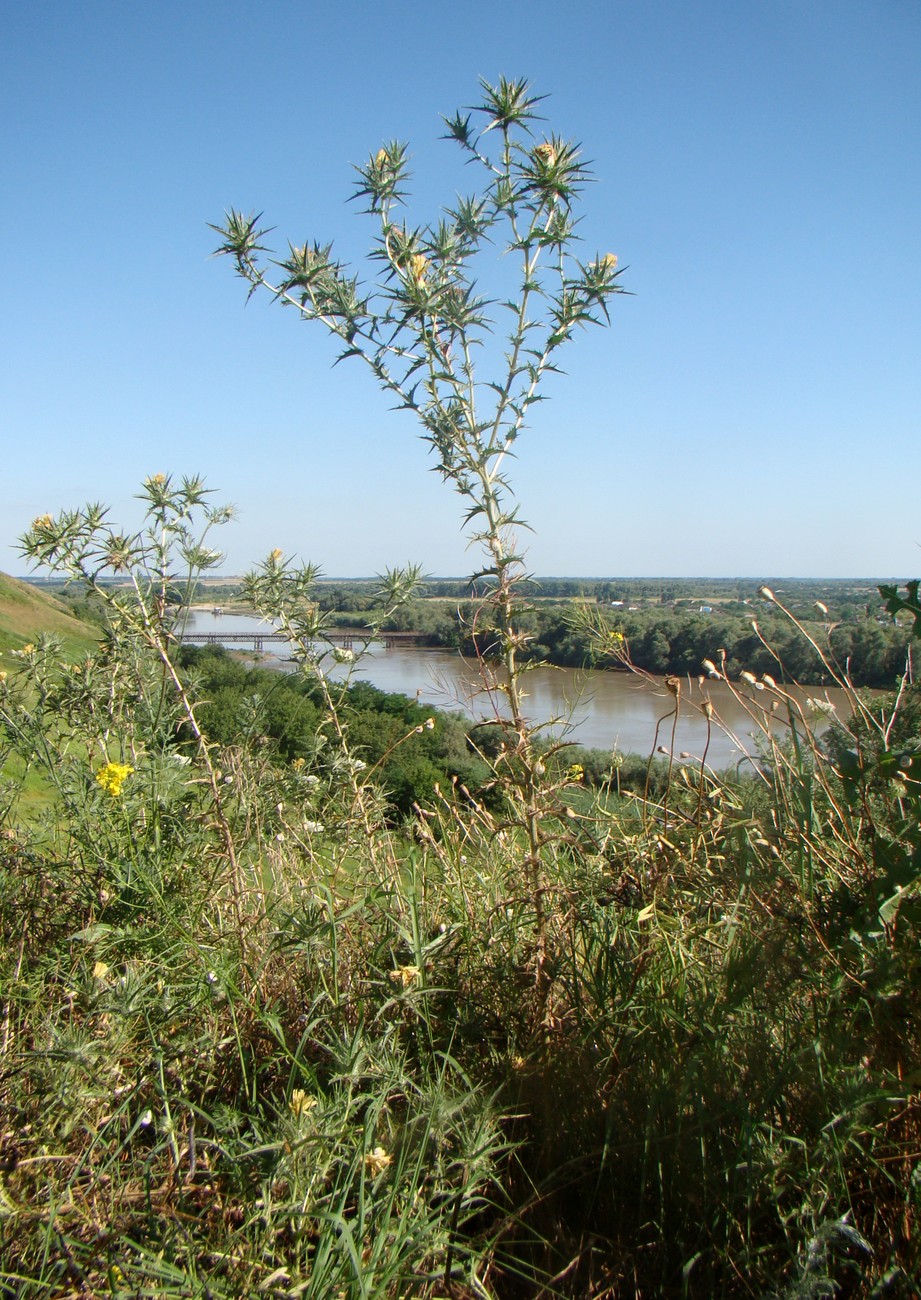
3, 0, 919, 578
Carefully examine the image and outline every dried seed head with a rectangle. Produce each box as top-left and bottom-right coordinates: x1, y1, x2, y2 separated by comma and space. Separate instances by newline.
758, 586, 776, 603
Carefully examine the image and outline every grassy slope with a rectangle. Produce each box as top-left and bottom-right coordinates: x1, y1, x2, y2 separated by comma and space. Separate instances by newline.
0, 572, 100, 814
0, 571, 99, 658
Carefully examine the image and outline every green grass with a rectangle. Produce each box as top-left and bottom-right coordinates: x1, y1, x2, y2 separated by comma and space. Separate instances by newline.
0, 570, 99, 658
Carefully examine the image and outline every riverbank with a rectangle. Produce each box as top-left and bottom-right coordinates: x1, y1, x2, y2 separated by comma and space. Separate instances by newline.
182, 609, 854, 769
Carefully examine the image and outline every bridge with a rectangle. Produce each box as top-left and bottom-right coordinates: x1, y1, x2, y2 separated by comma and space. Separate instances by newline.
180, 629, 428, 652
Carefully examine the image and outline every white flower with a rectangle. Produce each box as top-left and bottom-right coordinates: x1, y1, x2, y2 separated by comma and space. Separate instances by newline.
332, 646, 355, 664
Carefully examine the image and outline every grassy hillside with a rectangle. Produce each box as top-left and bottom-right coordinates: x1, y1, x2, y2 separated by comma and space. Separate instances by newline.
0, 570, 99, 658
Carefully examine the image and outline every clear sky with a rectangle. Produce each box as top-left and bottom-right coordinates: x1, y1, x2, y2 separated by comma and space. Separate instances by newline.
3, 0, 919, 579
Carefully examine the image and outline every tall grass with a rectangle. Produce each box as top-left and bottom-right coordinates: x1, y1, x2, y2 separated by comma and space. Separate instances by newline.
3, 562, 919, 1294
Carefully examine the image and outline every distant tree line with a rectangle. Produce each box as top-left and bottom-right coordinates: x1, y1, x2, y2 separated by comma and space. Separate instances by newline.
316, 596, 910, 688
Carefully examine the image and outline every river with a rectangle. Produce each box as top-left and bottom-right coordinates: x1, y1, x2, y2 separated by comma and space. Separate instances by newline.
182, 610, 850, 770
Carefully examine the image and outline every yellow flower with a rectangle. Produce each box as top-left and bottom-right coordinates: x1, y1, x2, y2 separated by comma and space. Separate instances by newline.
364, 1146, 392, 1177
92, 961, 110, 981
534, 141, 556, 165
32, 514, 54, 530
409, 254, 428, 282
95, 762, 134, 797
599, 253, 618, 272
390, 964, 421, 988
268, 548, 284, 565
374, 148, 388, 168
567, 763, 584, 782
289, 1088, 318, 1117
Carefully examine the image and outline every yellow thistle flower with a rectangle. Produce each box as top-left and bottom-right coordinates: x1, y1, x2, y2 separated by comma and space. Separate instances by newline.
409, 253, 428, 282
534, 141, 556, 165
374, 148, 388, 168
599, 253, 618, 272
289, 1088, 318, 1117
95, 762, 134, 797
32, 514, 54, 530
364, 1146, 392, 1177
390, 964, 421, 988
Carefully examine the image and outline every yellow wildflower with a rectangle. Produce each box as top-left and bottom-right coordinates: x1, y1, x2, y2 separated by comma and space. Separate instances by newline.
390, 964, 421, 988
598, 253, 618, 272
534, 141, 556, 165
268, 548, 284, 565
409, 254, 428, 282
32, 514, 54, 530
95, 762, 134, 797
374, 148, 388, 168
364, 1146, 392, 1177
289, 1088, 318, 1118
92, 961, 110, 981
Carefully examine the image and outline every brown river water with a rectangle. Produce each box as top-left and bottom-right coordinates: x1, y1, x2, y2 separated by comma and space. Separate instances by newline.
184, 611, 851, 771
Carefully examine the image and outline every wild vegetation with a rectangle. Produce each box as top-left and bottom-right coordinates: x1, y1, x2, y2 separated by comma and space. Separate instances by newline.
1, 80, 919, 1299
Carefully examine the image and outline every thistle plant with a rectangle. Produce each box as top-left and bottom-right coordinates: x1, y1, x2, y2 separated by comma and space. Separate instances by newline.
213, 77, 624, 982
